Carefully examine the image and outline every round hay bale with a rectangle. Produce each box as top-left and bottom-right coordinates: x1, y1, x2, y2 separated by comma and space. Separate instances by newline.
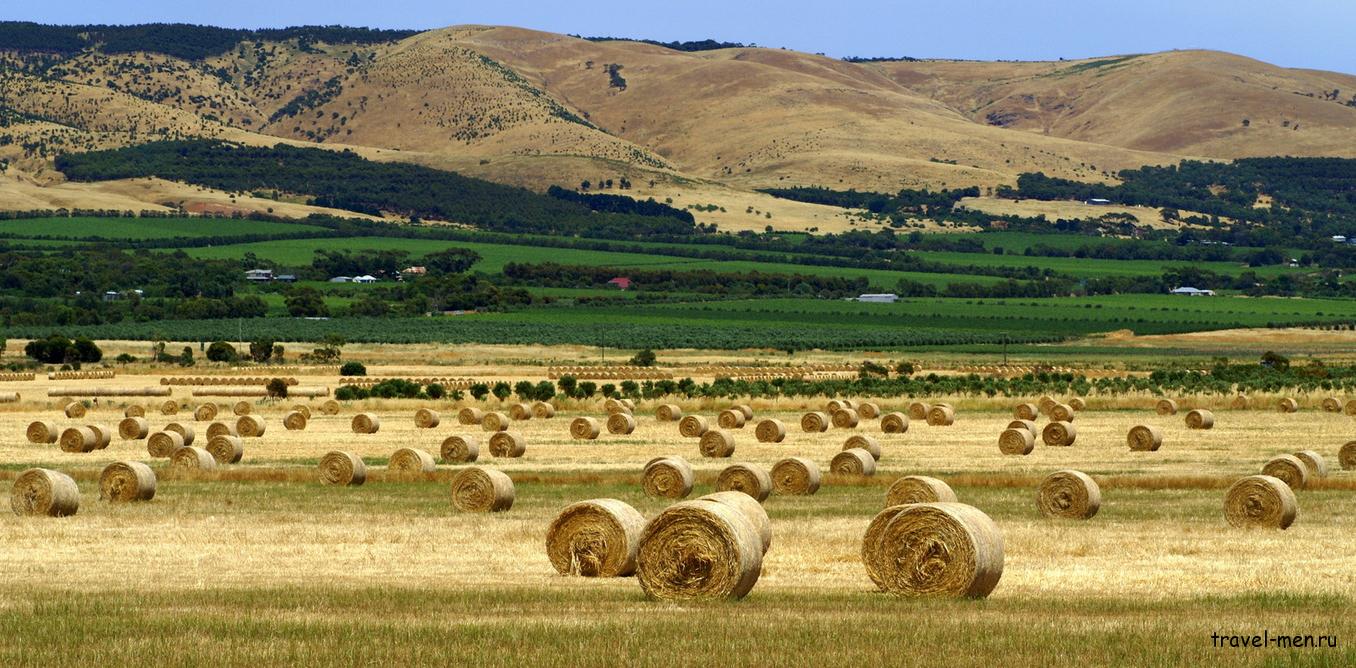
481, 411, 509, 432
998, 427, 1035, 455
603, 398, 630, 415
59, 426, 97, 453
717, 409, 747, 429
1345, 400, 1356, 417
232, 401, 252, 416
570, 417, 601, 440
1278, 397, 1299, 413
509, 403, 533, 421
635, 499, 763, 600
826, 399, 845, 413
832, 409, 860, 429
206, 421, 237, 439
488, 432, 526, 458
321, 400, 341, 415
318, 451, 366, 486
1012, 403, 1039, 421
1224, 475, 1297, 529
193, 403, 218, 422
532, 402, 556, 419
858, 402, 881, 419
236, 415, 266, 438
1048, 403, 1074, 422
450, 467, 514, 512
799, 411, 829, 433
699, 490, 772, 554
880, 412, 909, 434
64, 402, 86, 419
440, 435, 480, 463
1006, 419, 1037, 434
350, 413, 380, 434
862, 503, 1003, 598
1322, 397, 1342, 412
170, 446, 217, 473
831, 448, 876, 476
1185, 409, 1215, 430
26, 420, 58, 444
1233, 395, 1250, 410
146, 430, 185, 458
642, 457, 694, 499
679, 415, 709, 438
86, 424, 112, 450
10, 468, 79, 517
844, 434, 882, 461
1036, 470, 1101, 519
926, 405, 956, 426
124, 405, 146, 418
886, 475, 957, 506
1292, 450, 1328, 479
1262, 455, 1308, 490
1155, 398, 1178, 416
606, 412, 637, 435
754, 419, 786, 443
770, 457, 821, 496
546, 498, 646, 577
389, 447, 436, 475
458, 407, 485, 425
1069, 397, 1087, 411
1127, 424, 1164, 451
715, 463, 772, 502
414, 408, 441, 429
164, 422, 195, 446
283, 411, 308, 431
1037, 395, 1057, 413
291, 405, 312, 420
699, 429, 736, 458
907, 402, 930, 421
1042, 421, 1077, 447
159, 400, 179, 416
1340, 441, 1356, 471
205, 435, 244, 465
99, 461, 156, 502
655, 404, 682, 421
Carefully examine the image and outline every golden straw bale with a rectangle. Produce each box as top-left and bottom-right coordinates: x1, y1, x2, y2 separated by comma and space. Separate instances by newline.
799, 411, 829, 433
205, 435, 244, 465
58, 426, 97, 453
318, 451, 366, 486
715, 463, 772, 502
350, 413, 380, 434
635, 499, 762, 600
857, 402, 880, 419
907, 402, 931, 421
283, 411, 308, 431
163, 422, 194, 446
1042, 421, 1077, 447
532, 402, 556, 419
679, 415, 709, 438
1127, 424, 1164, 451
389, 447, 436, 475
291, 405, 312, 420
123, 405, 145, 418
717, 409, 747, 429
488, 432, 526, 458
655, 404, 682, 421
193, 403, 218, 422
1068, 397, 1086, 411
170, 446, 217, 474
1321, 397, 1342, 412
414, 408, 441, 429
1278, 398, 1299, 413
146, 431, 184, 458
321, 400, 341, 415
1339, 441, 1356, 471
1036, 470, 1101, 519
1155, 399, 1178, 416
844, 434, 882, 461
570, 417, 601, 440
86, 424, 112, 450
206, 421, 236, 439
1224, 475, 1297, 529
607, 412, 637, 435
10, 468, 80, 517
546, 498, 646, 577
1048, 403, 1074, 422
754, 419, 786, 443
236, 415, 266, 438
1012, 403, 1038, 421
998, 428, 1035, 455
886, 475, 957, 506
458, 407, 485, 425
1185, 409, 1215, 430
1262, 455, 1309, 490
1291, 450, 1328, 479
699, 429, 736, 458
64, 402, 86, 419
26, 420, 58, 444
481, 412, 509, 432
232, 401, 252, 416
831, 448, 876, 476
1006, 419, 1037, 434
440, 435, 480, 463
99, 461, 156, 502
1233, 395, 1250, 410
770, 457, 820, 495
832, 409, 860, 429
862, 503, 1003, 598
880, 412, 908, 434
926, 405, 956, 426
509, 403, 533, 421
642, 457, 693, 499
450, 467, 514, 512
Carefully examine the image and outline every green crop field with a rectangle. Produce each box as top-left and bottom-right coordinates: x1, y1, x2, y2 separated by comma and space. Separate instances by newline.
0, 216, 329, 240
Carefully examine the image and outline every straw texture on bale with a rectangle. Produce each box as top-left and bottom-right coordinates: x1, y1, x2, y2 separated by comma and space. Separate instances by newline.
163, 422, 194, 446
64, 402, 86, 419
832, 409, 860, 429
715, 463, 772, 502
655, 404, 682, 421
1042, 421, 1077, 447
458, 407, 485, 425
700, 491, 772, 554
321, 400, 341, 415
1292, 450, 1328, 479
86, 424, 112, 450
509, 403, 532, 421
1262, 455, 1308, 490
1233, 395, 1250, 410
1322, 397, 1342, 412
770, 457, 821, 495
606, 412, 637, 435
1279, 398, 1299, 413
415, 408, 441, 429
350, 413, 380, 434
11, 468, 80, 517
1037, 396, 1057, 413
734, 404, 754, 421
603, 398, 631, 415
50, 387, 168, 398
849, 401, 876, 419
532, 402, 556, 419
565, 417, 597, 440
194, 403, 218, 422
886, 476, 958, 506
907, 402, 931, 421
1048, 403, 1074, 422
277, 411, 305, 431
717, 409, 747, 429
319, 451, 367, 486
119, 416, 150, 441
481, 412, 510, 432
236, 415, 266, 438
635, 499, 763, 600
26, 420, 58, 444
679, 415, 709, 438
489, 432, 526, 458
291, 405, 312, 420
800, 411, 829, 433
59, 427, 97, 453
170, 446, 217, 473
754, 419, 786, 443
1069, 397, 1087, 411
1224, 475, 1297, 529
206, 435, 244, 464
124, 405, 145, 418
389, 447, 436, 475
99, 461, 156, 502
880, 412, 909, 434
450, 467, 515, 512
232, 401, 252, 416
1013, 403, 1038, 421
642, 457, 694, 499
1345, 400, 1356, 416
440, 435, 480, 463
1340, 441, 1356, 471
831, 448, 876, 476
1185, 409, 1215, 430
844, 434, 882, 461
1127, 424, 1164, 452
147, 431, 184, 458
699, 429, 736, 458
1155, 399, 1178, 416
546, 498, 647, 577
862, 503, 1003, 598
926, 405, 956, 426
1007, 419, 1037, 434
998, 428, 1035, 455
1036, 470, 1101, 519
206, 422, 236, 439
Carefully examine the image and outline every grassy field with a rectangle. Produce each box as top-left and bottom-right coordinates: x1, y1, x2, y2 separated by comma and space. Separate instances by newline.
0, 216, 329, 240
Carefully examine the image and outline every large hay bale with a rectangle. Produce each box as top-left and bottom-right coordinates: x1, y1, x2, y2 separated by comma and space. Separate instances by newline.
232, 400, 252, 416
319, 451, 367, 486
546, 498, 646, 577
124, 405, 146, 418
283, 411, 308, 431
1007, 419, 1037, 435
826, 399, 849, 413
566, 417, 599, 440
205, 435, 244, 465
880, 412, 909, 434
1036, 470, 1101, 519
1037, 395, 1057, 414
532, 402, 556, 419
733, 404, 754, 421
160, 399, 179, 416
59, 426, 97, 453
857, 402, 880, 419
193, 403, 218, 422
64, 402, 86, 419
115, 417, 149, 441
799, 411, 829, 433
699, 429, 736, 458
414, 408, 441, 429
907, 402, 931, 421
206, 421, 237, 439
1233, 395, 1250, 410
715, 463, 772, 502
1048, 403, 1074, 422
832, 409, 860, 429
389, 447, 436, 475
481, 411, 510, 432
844, 434, 882, 461
770, 457, 821, 495
163, 422, 195, 446
1127, 424, 1164, 451
350, 413, 380, 434
679, 415, 709, 438
291, 405, 312, 420
1322, 397, 1342, 412
440, 435, 480, 463
236, 415, 266, 438
458, 407, 484, 425
1278, 398, 1299, 413
926, 405, 956, 426
603, 398, 630, 415
1292, 450, 1328, 479
86, 424, 112, 450
1155, 399, 1178, 416
170, 446, 217, 473
1185, 409, 1215, 430
606, 412, 637, 435
831, 448, 876, 476
998, 428, 1035, 455
1262, 455, 1308, 490
488, 432, 526, 458
1013, 403, 1038, 421
700, 491, 772, 554
509, 403, 533, 421
321, 399, 341, 415
754, 419, 786, 443
886, 476, 957, 506
99, 461, 156, 502
146, 431, 185, 458
642, 457, 693, 499
449, 467, 514, 512
26, 420, 58, 444
10, 468, 79, 517
1224, 475, 1297, 529
717, 409, 747, 429
655, 404, 682, 421
862, 503, 1003, 598
1341, 441, 1356, 471
1042, 421, 1077, 447
635, 499, 763, 600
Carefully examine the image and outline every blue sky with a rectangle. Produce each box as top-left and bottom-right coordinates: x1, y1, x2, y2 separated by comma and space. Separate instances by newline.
6, 0, 1353, 72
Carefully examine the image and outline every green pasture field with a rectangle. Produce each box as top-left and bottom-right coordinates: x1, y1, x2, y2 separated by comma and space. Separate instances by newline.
0, 216, 329, 240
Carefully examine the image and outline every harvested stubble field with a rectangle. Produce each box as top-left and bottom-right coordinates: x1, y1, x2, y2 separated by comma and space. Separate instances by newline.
1, 385, 1354, 665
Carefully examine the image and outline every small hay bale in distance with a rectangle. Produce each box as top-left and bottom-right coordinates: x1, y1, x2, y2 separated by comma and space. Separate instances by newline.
857, 402, 880, 419
0, 392, 16, 403
99, 461, 156, 502
679, 415, 709, 438
886, 476, 957, 506
699, 429, 736, 458
1344, 400, 1356, 416
717, 409, 747, 429
320, 399, 341, 415
440, 435, 480, 463
635, 498, 763, 600
546, 498, 646, 577
1037, 395, 1057, 414
1127, 424, 1164, 452
844, 434, 882, 461
1012, 403, 1038, 421
414, 408, 441, 429
458, 407, 484, 425
350, 413, 380, 435
1224, 475, 1297, 529
1292, 450, 1328, 479
206, 421, 236, 439
1340, 441, 1356, 471
1185, 409, 1215, 430
236, 415, 266, 438
59, 426, 97, 453
606, 412, 637, 435
1068, 397, 1087, 411
509, 403, 533, 421
1036, 470, 1101, 519
1233, 395, 1250, 410
1047, 402, 1074, 422
603, 398, 630, 415
754, 418, 786, 443
488, 432, 526, 458
205, 435, 244, 465
481, 411, 510, 432
170, 446, 217, 474
1042, 421, 1077, 447
1155, 399, 1178, 416
10, 468, 80, 517
799, 411, 829, 433
998, 428, 1035, 456
1007, 419, 1037, 434
880, 412, 908, 434
63, 402, 86, 419
907, 402, 931, 421
26, 420, 58, 444
160, 400, 179, 416
319, 451, 367, 486
642, 456, 694, 499
654, 404, 682, 421
825, 399, 850, 413
1322, 397, 1342, 412
733, 404, 753, 421
831, 408, 860, 429
163, 422, 195, 446
531, 402, 556, 419
1262, 455, 1308, 490
770, 457, 821, 495
831, 448, 876, 477
861, 503, 1003, 598
570, 417, 601, 440
389, 447, 436, 475
193, 403, 218, 422
118, 417, 149, 441
232, 401, 252, 416
926, 405, 956, 426
1278, 398, 1299, 413
715, 463, 772, 502
146, 430, 185, 458
283, 411, 308, 431
450, 467, 514, 512
124, 405, 145, 418
291, 405, 312, 420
